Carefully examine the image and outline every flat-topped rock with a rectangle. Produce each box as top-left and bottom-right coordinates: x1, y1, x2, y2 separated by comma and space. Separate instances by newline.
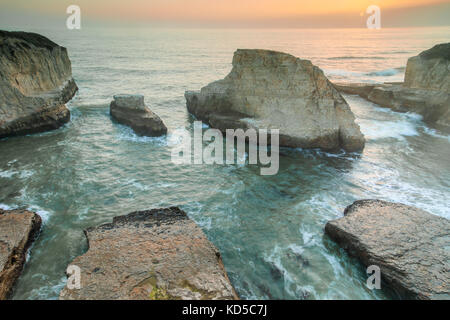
59, 207, 238, 300
0, 30, 78, 139
405, 43, 450, 92
0, 209, 42, 300
110, 94, 167, 137
325, 200, 450, 300
185, 49, 365, 152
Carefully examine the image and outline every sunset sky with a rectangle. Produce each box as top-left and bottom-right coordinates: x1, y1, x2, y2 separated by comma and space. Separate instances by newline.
1, 0, 449, 27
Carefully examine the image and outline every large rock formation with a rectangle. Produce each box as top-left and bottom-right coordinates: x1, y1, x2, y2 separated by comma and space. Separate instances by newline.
0, 31, 78, 139
334, 43, 450, 130
0, 209, 42, 300
404, 43, 450, 92
110, 94, 167, 137
325, 200, 450, 300
60, 207, 238, 300
185, 49, 365, 152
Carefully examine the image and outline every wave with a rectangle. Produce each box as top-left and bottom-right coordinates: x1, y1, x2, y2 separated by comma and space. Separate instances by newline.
326, 56, 385, 60
324, 67, 405, 79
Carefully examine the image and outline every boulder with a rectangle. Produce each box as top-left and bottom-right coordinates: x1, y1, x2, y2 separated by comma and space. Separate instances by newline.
0, 31, 78, 139
59, 207, 238, 300
325, 200, 450, 300
404, 43, 450, 92
110, 94, 167, 137
0, 209, 42, 300
185, 49, 365, 152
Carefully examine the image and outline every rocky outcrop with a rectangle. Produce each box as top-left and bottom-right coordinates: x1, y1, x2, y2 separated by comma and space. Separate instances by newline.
404, 43, 450, 92
325, 200, 450, 300
59, 207, 238, 300
110, 94, 167, 137
0, 209, 42, 300
334, 43, 450, 131
185, 49, 365, 152
335, 83, 450, 129
0, 31, 78, 139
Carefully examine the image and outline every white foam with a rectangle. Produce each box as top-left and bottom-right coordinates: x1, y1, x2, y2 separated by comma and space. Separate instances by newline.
359, 119, 419, 140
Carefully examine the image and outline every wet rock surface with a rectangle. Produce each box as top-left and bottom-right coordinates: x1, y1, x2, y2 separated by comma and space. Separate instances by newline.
0, 209, 42, 300
325, 200, 450, 300
60, 207, 238, 300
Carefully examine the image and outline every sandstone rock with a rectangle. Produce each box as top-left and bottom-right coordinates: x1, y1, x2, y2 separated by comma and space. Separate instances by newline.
0, 209, 42, 300
59, 207, 238, 300
0, 31, 78, 139
185, 49, 365, 152
335, 82, 450, 129
404, 43, 450, 92
325, 200, 450, 300
110, 94, 167, 137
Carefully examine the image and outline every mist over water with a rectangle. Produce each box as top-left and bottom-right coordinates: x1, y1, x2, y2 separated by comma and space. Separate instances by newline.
0, 27, 449, 300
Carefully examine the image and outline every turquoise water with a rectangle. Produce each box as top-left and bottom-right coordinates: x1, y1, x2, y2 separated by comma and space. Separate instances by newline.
0, 27, 449, 300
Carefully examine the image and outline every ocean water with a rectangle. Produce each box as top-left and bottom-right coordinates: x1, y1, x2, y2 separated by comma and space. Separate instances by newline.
0, 26, 449, 300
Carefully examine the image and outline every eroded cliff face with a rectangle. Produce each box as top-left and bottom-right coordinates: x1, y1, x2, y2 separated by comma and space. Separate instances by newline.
404, 43, 450, 93
0, 31, 78, 138
185, 49, 365, 152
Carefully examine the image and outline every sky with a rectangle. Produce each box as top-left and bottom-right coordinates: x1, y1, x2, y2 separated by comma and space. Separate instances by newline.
1, 0, 449, 28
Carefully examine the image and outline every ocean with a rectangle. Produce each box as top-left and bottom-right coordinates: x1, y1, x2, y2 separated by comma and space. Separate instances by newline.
0, 26, 449, 299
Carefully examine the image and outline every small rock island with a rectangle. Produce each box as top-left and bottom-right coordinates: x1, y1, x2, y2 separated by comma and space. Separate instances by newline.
0, 30, 78, 138
185, 49, 365, 152
110, 94, 167, 137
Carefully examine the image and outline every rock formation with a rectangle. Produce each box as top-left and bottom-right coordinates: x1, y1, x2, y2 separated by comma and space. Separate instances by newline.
404, 43, 450, 92
0, 31, 78, 139
0, 209, 42, 300
334, 43, 450, 131
325, 200, 450, 300
60, 207, 238, 300
185, 49, 365, 152
110, 94, 167, 137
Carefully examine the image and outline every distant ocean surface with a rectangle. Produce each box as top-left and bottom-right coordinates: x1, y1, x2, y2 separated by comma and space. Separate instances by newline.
0, 27, 449, 300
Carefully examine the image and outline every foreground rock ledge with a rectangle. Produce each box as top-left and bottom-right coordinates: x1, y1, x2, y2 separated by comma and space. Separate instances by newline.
60, 207, 238, 300
0, 209, 42, 300
325, 200, 450, 300
0, 30, 78, 139
110, 94, 167, 137
185, 49, 365, 152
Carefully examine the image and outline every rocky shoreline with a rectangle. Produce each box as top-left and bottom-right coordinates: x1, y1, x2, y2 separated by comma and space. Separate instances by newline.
0, 30, 449, 300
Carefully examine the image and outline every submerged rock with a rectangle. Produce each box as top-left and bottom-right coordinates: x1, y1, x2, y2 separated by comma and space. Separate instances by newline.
60, 207, 238, 300
0, 209, 42, 300
185, 49, 365, 152
325, 200, 450, 300
404, 43, 450, 92
110, 94, 167, 137
0, 31, 78, 139
334, 43, 450, 131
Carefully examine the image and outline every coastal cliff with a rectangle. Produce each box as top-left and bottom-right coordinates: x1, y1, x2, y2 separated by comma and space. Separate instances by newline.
0, 31, 78, 139
334, 43, 450, 130
186, 49, 365, 152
